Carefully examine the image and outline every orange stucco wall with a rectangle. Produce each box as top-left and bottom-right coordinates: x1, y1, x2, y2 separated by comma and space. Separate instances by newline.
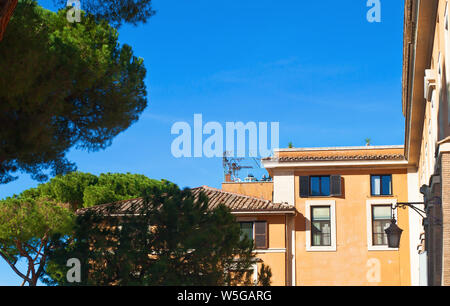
222, 182, 273, 201
224, 167, 412, 286
235, 214, 287, 286
256, 253, 286, 286
293, 169, 411, 286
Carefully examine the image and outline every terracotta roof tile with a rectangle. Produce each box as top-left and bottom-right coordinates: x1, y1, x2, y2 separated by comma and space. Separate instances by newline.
76, 186, 295, 216
191, 186, 294, 212
262, 147, 406, 162
264, 153, 405, 162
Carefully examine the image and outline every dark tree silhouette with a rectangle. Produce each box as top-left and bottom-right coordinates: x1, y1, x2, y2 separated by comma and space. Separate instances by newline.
0, 1, 148, 184
44, 184, 262, 286
0, 0, 155, 41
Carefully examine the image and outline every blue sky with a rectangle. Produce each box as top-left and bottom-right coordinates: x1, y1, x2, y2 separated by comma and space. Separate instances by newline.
0, 0, 405, 285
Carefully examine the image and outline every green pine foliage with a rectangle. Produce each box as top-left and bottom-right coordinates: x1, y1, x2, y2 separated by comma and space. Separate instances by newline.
0, 1, 148, 184
1, 173, 272, 286
0, 197, 74, 286
20, 172, 166, 210
257, 264, 272, 286
0, 172, 166, 285
43, 184, 260, 286
54, 0, 156, 27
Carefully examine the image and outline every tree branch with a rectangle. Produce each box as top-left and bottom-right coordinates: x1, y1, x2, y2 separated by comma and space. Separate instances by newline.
0, 0, 18, 41
0, 249, 32, 284
16, 240, 37, 286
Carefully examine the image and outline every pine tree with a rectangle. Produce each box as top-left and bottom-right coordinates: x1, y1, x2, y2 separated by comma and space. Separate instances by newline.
0, 1, 148, 184
43, 184, 263, 286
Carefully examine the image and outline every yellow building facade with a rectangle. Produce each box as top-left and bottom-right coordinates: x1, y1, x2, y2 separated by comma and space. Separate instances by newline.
222, 146, 414, 286
218, 0, 450, 286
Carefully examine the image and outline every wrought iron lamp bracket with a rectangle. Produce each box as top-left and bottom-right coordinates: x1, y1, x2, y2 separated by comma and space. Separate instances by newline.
393, 197, 442, 225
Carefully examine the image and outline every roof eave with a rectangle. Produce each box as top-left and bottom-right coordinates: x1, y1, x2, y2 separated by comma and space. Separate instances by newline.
231, 210, 296, 215
262, 159, 410, 170
402, 0, 439, 166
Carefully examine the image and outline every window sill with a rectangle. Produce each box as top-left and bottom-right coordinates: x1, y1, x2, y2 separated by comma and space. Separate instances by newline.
306, 246, 337, 252
367, 246, 398, 251
253, 248, 286, 253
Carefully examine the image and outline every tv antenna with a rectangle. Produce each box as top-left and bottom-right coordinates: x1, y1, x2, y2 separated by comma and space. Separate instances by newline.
222, 151, 253, 182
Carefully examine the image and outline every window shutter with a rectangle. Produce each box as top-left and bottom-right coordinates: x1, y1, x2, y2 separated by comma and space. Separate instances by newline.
330, 175, 342, 196
254, 221, 267, 249
299, 176, 309, 198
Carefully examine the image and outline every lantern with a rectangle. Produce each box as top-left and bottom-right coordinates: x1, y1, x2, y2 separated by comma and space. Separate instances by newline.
385, 219, 403, 248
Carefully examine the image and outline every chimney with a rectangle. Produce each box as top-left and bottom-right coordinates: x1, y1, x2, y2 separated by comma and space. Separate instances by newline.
225, 173, 232, 182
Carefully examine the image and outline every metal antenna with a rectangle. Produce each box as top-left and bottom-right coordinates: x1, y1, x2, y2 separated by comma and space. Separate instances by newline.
222, 151, 252, 182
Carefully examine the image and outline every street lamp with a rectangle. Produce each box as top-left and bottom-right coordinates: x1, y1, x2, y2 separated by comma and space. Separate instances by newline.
384, 219, 403, 248
384, 197, 441, 248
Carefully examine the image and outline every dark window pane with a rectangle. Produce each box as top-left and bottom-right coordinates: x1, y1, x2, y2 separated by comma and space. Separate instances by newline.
371, 175, 392, 196
311, 206, 331, 246
381, 175, 392, 195
310, 177, 320, 196
310, 176, 331, 196
321, 176, 330, 196
240, 222, 253, 242
371, 205, 391, 246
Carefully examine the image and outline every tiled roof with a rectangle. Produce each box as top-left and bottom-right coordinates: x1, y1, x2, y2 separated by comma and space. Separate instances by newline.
191, 186, 295, 213
264, 154, 405, 162
263, 146, 406, 162
76, 186, 295, 216
76, 197, 146, 216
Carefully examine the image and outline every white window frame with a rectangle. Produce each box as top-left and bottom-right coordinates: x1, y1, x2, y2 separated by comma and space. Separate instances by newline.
366, 199, 398, 251
305, 200, 336, 252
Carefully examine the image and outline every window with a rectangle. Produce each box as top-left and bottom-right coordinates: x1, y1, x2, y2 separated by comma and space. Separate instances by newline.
311, 206, 331, 246
300, 175, 342, 198
254, 222, 267, 249
240, 222, 253, 242
366, 199, 397, 251
310, 176, 330, 196
371, 205, 392, 246
305, 200, 336, 251
239, 221, 268, 249
371, 175, 392, 196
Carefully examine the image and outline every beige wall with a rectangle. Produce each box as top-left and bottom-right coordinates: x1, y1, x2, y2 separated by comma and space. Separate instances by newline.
414, 0, 450, 286
419, 0, 450, 186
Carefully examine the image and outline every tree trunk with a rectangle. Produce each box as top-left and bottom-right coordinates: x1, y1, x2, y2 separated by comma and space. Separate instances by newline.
0, 0, 18, 42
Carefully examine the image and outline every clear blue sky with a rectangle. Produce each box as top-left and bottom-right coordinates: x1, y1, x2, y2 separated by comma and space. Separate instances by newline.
0, 0, 405, 285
